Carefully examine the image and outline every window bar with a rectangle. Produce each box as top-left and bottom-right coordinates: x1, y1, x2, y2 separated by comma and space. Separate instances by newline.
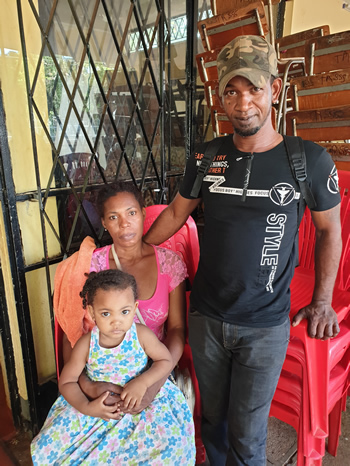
1, 3, 40, 427
103, 2, 163, 187
165, 0, 172, 177
0, 102, 23, 429
134, 0, 154, 54
132, 1, 162, 104
140, 109, 162, 192
26, 4, 105, 172
157, 0, 166, 202
17, 1, 55, 344
185, 0, 198, 160
120, 13, 161, 156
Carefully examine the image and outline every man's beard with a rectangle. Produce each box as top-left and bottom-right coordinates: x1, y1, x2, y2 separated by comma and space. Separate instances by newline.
233, 125, 261, 137
233, 105, 272, 138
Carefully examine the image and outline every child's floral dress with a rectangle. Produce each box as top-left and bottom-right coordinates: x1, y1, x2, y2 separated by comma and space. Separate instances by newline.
31, 323, 195, 465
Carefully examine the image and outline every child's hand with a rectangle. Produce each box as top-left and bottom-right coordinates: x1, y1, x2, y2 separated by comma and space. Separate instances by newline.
120, 379, 148, 410
85, 392, 123, 421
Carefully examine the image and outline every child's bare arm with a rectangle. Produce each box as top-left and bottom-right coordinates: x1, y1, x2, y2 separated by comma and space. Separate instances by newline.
120, 324, 173, 409
59, 334, 121, 421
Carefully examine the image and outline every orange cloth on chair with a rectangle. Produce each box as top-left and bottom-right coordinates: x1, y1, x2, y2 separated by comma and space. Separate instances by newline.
53, 236, 96, 347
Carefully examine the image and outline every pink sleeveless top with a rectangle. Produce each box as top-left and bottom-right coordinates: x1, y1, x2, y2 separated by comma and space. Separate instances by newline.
90, 245, 187, 341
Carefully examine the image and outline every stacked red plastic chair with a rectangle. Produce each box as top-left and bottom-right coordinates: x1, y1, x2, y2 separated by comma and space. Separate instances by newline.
270, 169, 350, 465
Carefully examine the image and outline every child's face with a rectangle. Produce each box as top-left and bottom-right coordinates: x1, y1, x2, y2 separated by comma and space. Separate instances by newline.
88, 287, 138, 347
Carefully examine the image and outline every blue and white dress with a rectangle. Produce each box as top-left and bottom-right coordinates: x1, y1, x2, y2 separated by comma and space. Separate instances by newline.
31, 323, 196, 465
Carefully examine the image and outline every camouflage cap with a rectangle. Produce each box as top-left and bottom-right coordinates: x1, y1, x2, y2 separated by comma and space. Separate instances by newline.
217, 35, 278, 96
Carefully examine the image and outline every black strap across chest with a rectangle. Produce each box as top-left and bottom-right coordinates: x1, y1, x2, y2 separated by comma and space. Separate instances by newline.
190, 135, 317, 227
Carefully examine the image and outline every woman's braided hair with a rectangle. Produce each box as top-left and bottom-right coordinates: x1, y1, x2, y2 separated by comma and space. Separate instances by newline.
80, 269, 138, 309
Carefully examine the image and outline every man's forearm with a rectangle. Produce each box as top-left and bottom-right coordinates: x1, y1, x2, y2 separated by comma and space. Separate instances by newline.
144, 207, 184, 245
312, 230, 342, 303
144, 194, 200, 245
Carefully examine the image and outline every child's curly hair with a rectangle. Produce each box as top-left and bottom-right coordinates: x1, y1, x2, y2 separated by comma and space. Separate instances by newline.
80, 269, 138, 309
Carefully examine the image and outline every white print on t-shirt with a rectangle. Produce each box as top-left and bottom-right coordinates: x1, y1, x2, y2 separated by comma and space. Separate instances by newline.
204, 176, 301, 200
327, 166, 339, 194
260, 213, 287, 293
269, 183, 297, 206
211, 161, 229, 169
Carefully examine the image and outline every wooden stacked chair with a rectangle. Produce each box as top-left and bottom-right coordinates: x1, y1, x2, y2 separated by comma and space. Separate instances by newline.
274, 27, 332, 132
198, 1, 268, 52
210, 0, 281, 45
289, 69, 350, 111
307, 30, 350, 76
276, 26, 330, 62
278, 30, 350, 135
285, 68, 350, 171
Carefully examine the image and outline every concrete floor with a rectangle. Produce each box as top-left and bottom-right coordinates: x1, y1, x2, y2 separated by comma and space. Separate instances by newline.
266, 399, 350, 466
3, 398, 350, 465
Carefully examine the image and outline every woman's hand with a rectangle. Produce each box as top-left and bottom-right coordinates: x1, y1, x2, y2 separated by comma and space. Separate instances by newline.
78, 370, 123, 406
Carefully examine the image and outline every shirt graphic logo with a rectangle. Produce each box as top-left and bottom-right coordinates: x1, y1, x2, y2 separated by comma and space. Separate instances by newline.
327, 166, 339, 194
203, 176, 301, 200
260, 213, 287, 293
269, 183, 296, 206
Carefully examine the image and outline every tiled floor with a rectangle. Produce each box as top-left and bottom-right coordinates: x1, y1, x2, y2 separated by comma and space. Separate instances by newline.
3, 398, 350, 465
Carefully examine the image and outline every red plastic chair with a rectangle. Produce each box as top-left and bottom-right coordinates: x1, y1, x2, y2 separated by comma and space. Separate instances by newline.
271, 345, 350, 465
289, 170, 350, 438
54, 320, 64, 379
271, 320, 350, 464
269, 170, 350, 464
143, 205, 206, 464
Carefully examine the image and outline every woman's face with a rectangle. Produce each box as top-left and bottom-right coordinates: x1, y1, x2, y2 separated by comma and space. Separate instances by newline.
101, 192, 145, 247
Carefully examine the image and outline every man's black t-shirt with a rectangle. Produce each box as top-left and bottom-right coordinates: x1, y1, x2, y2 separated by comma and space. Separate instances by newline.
180, 137, 341, 327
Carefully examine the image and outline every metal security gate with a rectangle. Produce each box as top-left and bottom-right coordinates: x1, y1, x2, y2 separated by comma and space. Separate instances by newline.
0, 0, 213, 433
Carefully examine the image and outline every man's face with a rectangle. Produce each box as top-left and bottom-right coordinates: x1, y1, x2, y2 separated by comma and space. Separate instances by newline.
221, 75, 281, 137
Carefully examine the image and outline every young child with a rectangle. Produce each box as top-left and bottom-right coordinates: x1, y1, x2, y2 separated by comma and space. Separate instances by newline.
31, 269, 195, 465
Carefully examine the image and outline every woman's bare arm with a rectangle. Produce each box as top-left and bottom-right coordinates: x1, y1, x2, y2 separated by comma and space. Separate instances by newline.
163, 280, 186, 367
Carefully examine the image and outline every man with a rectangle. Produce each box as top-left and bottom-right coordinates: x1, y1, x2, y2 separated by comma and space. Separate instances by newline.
144, 35, 341, 465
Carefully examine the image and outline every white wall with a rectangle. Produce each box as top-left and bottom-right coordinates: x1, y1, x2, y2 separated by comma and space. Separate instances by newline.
285, 0, 350, 35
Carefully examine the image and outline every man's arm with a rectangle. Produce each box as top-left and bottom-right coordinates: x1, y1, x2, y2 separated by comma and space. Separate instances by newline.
292, 204, 342, 339
143, 193, 201, 245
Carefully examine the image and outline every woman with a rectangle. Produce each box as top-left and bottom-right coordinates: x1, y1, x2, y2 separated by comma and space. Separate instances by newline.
60, 181, 188, 414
